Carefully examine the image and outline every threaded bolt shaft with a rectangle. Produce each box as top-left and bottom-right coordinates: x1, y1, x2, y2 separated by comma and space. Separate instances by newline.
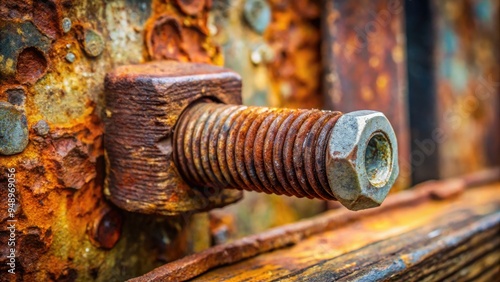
174, 101, 343, 200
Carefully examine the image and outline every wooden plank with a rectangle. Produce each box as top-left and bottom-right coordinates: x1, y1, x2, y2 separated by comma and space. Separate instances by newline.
192, 185, 500, 281
287, 213, 499, 281
130, 169, 500, 281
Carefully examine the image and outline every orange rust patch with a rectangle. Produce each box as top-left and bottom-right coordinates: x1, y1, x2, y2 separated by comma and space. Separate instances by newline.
265, 0, 322, 108
144, 0, 221, 64
175, 0, 206, 15
33, 0, 61, 39
147, 15, 187, 61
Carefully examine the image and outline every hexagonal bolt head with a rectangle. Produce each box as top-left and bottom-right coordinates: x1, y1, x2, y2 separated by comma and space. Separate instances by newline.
326, 111, 399, 211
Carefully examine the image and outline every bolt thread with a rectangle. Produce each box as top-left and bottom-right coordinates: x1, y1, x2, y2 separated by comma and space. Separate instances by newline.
174, 101, 343, 200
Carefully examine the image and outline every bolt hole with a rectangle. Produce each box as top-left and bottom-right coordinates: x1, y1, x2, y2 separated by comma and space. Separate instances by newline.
364, 132, 392, 187
16, 47, 48, 84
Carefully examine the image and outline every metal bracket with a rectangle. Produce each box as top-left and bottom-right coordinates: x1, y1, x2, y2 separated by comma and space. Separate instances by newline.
104, 61, 243, 215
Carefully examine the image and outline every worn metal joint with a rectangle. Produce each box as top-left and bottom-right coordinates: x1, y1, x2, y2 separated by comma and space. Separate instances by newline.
105, 62, 399, 215
173, 101, 399, 211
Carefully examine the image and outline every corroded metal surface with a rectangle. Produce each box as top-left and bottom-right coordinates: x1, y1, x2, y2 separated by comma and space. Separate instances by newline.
0, 102, 28, 155
131, 168, 500, 282
174, 102, 341, 200
174, 102, 399, 210
145, 0, 221, 64
321, 0, 410, 192
210, 0, 322, 108
0, 0, 329, 278
433, 0, 500, 178
104, 62, 243, 215
406, 0, 500, 184
265, 0, 322, 108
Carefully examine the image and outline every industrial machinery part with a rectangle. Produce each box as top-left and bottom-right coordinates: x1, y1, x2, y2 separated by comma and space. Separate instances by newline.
174, 101, 398, 210
104, 61, 398, 214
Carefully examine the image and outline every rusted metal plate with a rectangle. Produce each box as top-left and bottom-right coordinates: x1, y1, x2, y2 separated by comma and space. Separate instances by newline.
264, 0, 323, 109
129, 168, 500, 281
0, 0, 330, 278
432, 0, 500, 178
321, 0, 411, 192
1, 0, 497, 280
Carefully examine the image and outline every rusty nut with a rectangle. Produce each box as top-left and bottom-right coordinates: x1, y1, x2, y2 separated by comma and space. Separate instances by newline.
326, 111, 399, 210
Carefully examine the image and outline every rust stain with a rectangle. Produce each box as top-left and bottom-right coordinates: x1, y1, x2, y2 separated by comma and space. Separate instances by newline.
321, 0, 410, 192
265, 0, 322, 109
434, 0, 500, 178
33, 0, 61, 40
144, 0, 222, 65
147, 15, 186, 61
16, 47, 49, 85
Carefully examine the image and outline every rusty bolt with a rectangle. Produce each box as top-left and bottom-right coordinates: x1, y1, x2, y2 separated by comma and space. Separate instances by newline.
0, 102, 29, 156
62, 18, 72, 33
81, 29, 104, 57
174, 101, 399, 210
89, 206, 123, 249
326, 111, 399, 210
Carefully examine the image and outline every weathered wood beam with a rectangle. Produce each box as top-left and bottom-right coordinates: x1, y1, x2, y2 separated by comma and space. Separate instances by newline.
130, 168, 500, 281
